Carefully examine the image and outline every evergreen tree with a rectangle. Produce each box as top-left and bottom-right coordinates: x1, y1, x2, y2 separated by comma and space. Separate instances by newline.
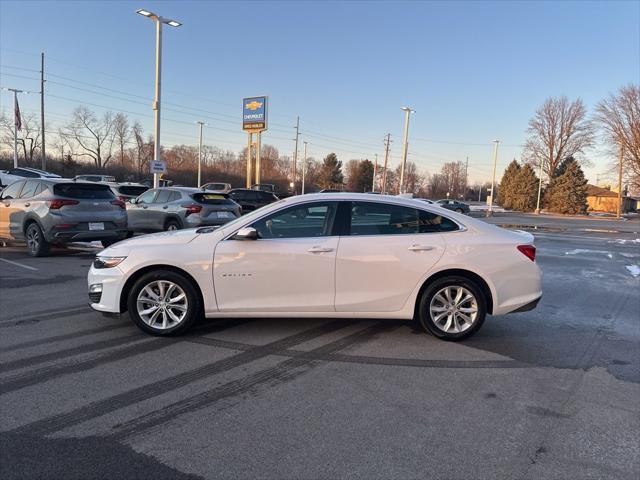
356, 159, 374, 192
318, 153, 344, 189
544, 157, 588, 214
511, 164, 539, 212
497, 160, 521, 209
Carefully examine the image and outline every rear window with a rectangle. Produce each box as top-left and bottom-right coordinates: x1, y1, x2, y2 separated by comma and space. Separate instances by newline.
191, 193, 235, 205
53, 183, 114, 199
116, 185, 148, 196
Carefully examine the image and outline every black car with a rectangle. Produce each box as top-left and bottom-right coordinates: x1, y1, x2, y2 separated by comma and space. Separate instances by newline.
228, 188, 279, 213
435, 199, 471, 214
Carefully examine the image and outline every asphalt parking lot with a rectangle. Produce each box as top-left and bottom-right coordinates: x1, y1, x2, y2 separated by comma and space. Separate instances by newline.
1, 218, 639, 479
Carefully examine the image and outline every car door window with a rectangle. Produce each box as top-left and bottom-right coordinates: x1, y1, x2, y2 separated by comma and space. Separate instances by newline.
136, 190, 158, 204
1, 181, 24, 199
18, 180, 39, 198
155, 190, 172, 203
350, 202, 419, 235
169, 191, 181, 202
12, 169, 38, 178
251, 202, 337, 239
418, 210, 460, 233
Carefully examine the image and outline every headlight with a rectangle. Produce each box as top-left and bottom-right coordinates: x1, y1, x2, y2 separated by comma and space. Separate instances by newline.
93, 256, 127, 269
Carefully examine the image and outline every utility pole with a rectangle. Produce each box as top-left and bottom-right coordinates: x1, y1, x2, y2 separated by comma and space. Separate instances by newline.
372, 153, 378, 192
617, 145, 625, 219
478, 185, 482, 202
292, 116, 300, 194
464, 156, 469, 200
196, 121, 204, 187
535, 160, 544, 214
40, 52, 46, 170
399, 107, 414, 194
302, 141, 308, 195
382, 133, 391, 194
486, 140, 500, 217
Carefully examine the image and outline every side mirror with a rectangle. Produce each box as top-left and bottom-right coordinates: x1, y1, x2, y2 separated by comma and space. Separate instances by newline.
131, 198, 138, 204
234, 227, 258, 240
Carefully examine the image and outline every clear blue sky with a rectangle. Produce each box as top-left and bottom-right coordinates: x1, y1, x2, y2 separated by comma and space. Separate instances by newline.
1, 0, 638, 183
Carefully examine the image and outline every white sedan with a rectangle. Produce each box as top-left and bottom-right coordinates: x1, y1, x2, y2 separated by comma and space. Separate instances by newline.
88, 193, 542, 340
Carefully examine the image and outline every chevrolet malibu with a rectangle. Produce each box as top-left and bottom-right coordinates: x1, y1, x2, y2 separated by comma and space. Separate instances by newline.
88, 193, 542, 341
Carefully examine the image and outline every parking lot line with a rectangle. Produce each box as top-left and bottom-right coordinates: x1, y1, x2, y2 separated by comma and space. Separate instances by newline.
0, 257, 38, 271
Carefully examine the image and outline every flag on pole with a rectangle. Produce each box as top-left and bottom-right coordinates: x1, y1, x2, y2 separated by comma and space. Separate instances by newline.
15, 96, 22, 131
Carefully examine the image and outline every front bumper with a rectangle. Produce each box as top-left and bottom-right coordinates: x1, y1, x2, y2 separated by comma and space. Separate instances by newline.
87, 264, 127, 313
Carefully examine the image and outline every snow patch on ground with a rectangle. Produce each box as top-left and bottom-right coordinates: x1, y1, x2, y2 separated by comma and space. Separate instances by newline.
565, 249, 614, 257
611, 239, 640, 245
625, 265, 640, 277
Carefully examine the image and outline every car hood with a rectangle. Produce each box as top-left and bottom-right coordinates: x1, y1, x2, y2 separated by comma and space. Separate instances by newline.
104, 229, 201, 254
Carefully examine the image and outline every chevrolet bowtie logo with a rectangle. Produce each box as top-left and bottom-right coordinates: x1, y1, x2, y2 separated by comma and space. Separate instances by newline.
245, 100, 263, 111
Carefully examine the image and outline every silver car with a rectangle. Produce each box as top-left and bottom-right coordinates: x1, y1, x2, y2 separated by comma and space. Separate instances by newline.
0, 179, 128, 256
126, 187, 241, 232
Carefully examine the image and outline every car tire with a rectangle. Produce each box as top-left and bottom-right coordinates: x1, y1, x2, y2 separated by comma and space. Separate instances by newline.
127, 269, 201, 336
101, 238, 121, 248
125, 231, 134, 239
455, 208, 463, 213
164, 219, 181, 231
417, 275, 486, 341
25, 222, 50, 257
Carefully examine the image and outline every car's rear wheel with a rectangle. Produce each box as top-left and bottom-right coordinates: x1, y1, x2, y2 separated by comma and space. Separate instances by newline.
417, 275, 486, 340
25, 222, 50, 257
127, 269, 201, 336
164, 219, 180, 231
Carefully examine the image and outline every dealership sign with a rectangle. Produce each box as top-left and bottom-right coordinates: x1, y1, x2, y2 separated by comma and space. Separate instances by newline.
242, 96, 268, 131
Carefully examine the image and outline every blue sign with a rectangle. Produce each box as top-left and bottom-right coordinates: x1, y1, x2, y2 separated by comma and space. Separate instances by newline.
243, 96, 267, 131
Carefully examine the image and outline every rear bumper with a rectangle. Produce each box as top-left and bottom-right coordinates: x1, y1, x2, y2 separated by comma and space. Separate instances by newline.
51, 229, 128, 242
508, 295, 542, 313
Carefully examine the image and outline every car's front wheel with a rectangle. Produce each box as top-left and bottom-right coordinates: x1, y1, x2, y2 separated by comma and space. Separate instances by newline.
26, 222, 50, 257
417, 275, 486, 340
127, 269, 201, 336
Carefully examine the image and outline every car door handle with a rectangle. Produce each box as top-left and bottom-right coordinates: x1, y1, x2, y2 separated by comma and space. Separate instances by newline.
307, 246, 334, 253
162, 206, 168, 209
24, 202, 30, 207
4, 202, 10, 207
142, 205, 148, 209
408, 244, 434, 251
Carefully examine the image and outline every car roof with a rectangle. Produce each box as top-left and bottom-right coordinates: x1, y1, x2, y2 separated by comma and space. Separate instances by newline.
17, 167, 61, 177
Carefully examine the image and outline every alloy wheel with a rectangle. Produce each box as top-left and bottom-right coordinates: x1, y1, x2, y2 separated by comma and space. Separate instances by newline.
429, 286, 478, 334
166, 224, 178, 231
27, 227, 39, 253
136, 280, 189, 330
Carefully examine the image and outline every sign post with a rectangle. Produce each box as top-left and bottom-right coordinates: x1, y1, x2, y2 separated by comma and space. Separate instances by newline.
243, 96, 268, 188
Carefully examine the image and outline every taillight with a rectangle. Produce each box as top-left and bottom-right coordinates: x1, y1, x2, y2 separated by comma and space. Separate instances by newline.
182, 204, 202, 216
47, 199, 79, 209
118, 195, 128, 202
517, 244, 536, 262
111, 199, 126, 210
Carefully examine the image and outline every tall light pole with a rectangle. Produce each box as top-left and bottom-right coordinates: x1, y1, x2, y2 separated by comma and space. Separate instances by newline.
302, 141, 308, 195
486, 140, 500, 217
2, 87, 32, 168
617, 145, 625, 219
136, 8, 182, 188
399, 107, 414, 194
535, 159, 544, 214
292, 116, 300, 194
196, 121, 205, 187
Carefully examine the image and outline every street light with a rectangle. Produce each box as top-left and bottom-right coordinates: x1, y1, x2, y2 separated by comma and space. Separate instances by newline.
486, 140, 500, 217
136, 8, 182, 188
399, 106, 415, 194
302, 141, 308, 195
196, 121, 207, 187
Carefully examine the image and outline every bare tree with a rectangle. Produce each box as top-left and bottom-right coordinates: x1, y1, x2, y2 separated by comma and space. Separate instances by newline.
594, 85, 640, 191
113, 113, 130, 167
132, 121, 152, 176
523, 96, 595, 177
60, 106, 116, 169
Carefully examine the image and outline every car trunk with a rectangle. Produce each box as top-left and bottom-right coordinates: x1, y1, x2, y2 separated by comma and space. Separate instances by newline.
51, 183, 125, 231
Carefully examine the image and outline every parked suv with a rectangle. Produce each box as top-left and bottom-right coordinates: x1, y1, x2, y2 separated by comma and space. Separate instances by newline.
436, 199, 470, 214
0, 167, 61, 188
105, 182, 149, 203
0, 179, 128, 256
228, 188, 279, 213
74, 174, 117, 183
127, 187, 241, 233
201, 182, 231, 193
